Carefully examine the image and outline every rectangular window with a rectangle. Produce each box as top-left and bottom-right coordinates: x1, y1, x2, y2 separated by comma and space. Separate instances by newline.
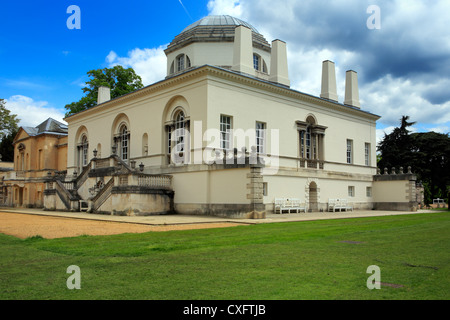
366, 187, 372, 197
253, 54, 260, 71
256, 122, 266, 154
263, 182, 268, 196
167, 127, 172, 155
220, 115, 232, 150
300, 131, 305, 158
365, 143, 371, 166
177, 55, 184, 72
347, 139, 353, 164
348, 186, 355, 197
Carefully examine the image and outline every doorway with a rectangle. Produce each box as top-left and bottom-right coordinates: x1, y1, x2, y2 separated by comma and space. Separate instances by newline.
308, 181, 318, 212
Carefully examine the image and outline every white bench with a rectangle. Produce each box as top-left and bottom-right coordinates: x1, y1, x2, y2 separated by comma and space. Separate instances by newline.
328, 198, 353, 212
274, 198, 307, 214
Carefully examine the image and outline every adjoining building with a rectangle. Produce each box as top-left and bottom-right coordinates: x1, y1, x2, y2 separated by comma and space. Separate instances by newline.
1, 118, 68, 208
40, 15, 417, 218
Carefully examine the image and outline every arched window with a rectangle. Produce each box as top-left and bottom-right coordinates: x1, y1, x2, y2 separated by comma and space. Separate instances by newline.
77, 134, 89, 172
81, 135, 89, 167
17, 143, 26, 171
166, 108, 189, 164
253, 54, 260, 71
253, 54, 268, 73
175, 54, 191, 73
120, 124, 129, 161
174, 110, 185, 154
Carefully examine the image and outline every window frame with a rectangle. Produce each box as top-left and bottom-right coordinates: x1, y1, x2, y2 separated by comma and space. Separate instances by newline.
120, 125, 129, 162
346, 139, 353, 164
365, 142, 371, 166
366, 186, 372, 197
256, 121, 266, 154
220, 115, 232, 151
348, 186, 355, 197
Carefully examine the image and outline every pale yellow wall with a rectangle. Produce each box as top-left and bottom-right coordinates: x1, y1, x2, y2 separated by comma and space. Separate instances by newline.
373, 180, 409, 203
171, 171, 209, 204
66, 78, 208, 175
209, 168, 249, 204
205, 76, 377, 172
14, 131, 67, 174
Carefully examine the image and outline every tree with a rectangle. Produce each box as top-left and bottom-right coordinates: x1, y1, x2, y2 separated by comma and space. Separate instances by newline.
64, 66, 144, 117
377, 115, 416, 171
0, 128, 18, 162
409, 131, 450, 203
378, 116, 450, 201
0, 99, 20, 140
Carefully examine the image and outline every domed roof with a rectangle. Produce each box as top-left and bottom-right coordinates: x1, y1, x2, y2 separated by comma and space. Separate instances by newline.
165, 14, 270, 56
181, 15, 260, 34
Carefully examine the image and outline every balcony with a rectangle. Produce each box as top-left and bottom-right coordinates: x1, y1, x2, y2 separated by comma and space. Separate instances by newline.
299, 159, 324, 170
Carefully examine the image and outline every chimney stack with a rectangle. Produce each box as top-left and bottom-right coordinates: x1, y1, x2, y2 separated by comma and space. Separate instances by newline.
320, 60, 338, 102
232, 25, 255, 76
344, 70, 360, 108
97, 86, 111, 105
269, 39, 290, 87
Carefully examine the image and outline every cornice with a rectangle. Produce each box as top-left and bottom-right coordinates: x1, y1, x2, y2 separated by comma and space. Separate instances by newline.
65, 65, 380, 123
204, 66, 381, 121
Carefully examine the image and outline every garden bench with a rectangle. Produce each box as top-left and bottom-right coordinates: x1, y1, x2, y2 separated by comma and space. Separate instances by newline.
328, 198, 353, 212
274, 198, 307, 214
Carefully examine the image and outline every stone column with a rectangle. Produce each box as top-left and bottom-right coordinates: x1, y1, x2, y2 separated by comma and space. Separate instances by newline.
246, 165, 265, 218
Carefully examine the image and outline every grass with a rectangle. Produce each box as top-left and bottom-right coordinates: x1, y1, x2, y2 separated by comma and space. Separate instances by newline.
0, 212, 449, 300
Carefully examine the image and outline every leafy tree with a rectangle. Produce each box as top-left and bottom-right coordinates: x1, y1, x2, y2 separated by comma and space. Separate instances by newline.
378, 116, 450, 201
410, 131, 450, 203
0, 128, 18, 162
0, 99, 20, 140
64, 66, 144, 117
377, 115, 416, 171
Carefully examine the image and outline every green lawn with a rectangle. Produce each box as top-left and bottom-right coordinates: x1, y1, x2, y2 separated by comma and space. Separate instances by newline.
0, 212, 449, 300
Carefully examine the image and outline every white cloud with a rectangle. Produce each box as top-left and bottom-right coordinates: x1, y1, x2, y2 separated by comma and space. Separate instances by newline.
106, 46, 167, 86
5, 95, 66, 128
376, 126, 395, 146
428, 126, 450, 134
362, 75, 450, 126
207, 0, 450, 132
207, 0, 242, 16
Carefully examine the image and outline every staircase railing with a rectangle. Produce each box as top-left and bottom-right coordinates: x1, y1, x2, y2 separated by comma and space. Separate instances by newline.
90, 177, 114, 211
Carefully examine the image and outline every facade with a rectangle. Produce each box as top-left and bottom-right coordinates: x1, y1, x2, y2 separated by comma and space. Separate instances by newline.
1, 118, 68, 208
42, 15, 417, 218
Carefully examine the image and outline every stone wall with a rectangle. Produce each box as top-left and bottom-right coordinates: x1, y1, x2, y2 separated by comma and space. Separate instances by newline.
373, 166, 418, 211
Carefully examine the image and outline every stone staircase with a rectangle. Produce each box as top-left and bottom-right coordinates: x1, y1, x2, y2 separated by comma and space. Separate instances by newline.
44, 155, 174, 215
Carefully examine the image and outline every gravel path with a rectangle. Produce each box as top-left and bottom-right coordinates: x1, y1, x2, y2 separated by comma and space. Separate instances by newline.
0, 211, 243, 239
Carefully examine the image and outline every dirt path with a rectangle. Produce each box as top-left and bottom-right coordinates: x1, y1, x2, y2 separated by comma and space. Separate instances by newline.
0, 212, 243, 239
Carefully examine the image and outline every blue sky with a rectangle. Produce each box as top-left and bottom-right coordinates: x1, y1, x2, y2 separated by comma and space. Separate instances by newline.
1, 0, 449, 144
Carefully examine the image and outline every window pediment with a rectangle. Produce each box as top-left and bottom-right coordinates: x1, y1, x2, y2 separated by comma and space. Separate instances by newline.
296, 120, 327, 134
17, 143, 26, 152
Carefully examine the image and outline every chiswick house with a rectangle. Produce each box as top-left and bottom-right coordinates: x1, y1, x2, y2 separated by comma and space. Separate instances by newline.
5, 15, 419, 218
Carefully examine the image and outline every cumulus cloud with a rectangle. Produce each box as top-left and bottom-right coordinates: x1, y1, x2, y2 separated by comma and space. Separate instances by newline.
5, 95, 66, 128
207, 0, 242, 16
106, 46, 168, 86
207, 0, 450, 133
